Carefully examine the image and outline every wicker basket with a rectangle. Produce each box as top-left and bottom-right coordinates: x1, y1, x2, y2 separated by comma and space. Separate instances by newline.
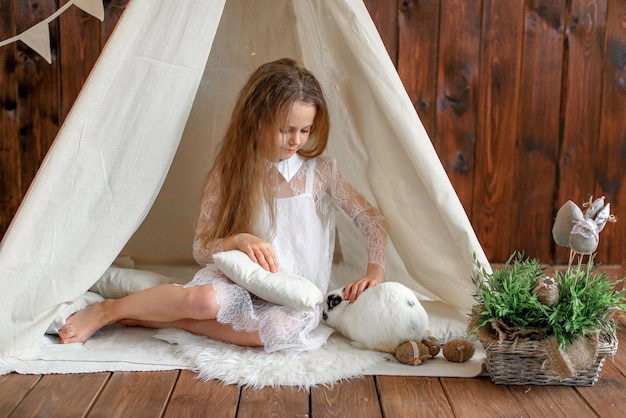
481, 333, 618, 386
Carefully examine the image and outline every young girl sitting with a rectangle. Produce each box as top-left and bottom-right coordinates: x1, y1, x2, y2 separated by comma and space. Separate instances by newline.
59, 58, 387, 352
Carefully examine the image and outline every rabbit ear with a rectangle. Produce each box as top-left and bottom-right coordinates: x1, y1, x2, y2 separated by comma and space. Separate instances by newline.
593, 202, 612, 233
583, 196, 605, 219
552, 200, 584, 247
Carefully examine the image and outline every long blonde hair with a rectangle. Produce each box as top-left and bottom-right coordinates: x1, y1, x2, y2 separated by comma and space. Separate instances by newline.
199, 58, 330, 245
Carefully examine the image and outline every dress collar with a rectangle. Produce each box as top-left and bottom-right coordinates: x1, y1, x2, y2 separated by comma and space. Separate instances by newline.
275, 154, 304, 182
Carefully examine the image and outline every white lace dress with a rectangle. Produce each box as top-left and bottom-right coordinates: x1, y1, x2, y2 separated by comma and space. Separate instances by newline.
186, 155, 386, 352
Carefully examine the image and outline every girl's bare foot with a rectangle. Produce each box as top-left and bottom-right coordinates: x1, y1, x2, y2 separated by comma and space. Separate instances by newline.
58, 301, 112, 344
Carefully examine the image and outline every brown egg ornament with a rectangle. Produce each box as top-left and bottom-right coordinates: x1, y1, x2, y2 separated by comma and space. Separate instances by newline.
421, 335, 441, 357
395, 341, 432, 365
442, 338, 475, 363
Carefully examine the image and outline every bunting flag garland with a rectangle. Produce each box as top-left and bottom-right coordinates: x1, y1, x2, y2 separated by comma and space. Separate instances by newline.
0, 0, 104, 64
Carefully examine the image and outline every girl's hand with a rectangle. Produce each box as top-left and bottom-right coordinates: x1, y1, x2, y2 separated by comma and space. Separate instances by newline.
224, 233, 279, 272
343, 263, 384, 302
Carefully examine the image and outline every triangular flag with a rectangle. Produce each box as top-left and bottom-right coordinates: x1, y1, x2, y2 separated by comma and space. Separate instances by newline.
20, 21, 52, 64
74, 0, 105, 21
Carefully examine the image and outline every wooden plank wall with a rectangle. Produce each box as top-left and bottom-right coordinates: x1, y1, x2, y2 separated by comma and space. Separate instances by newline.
1, 0, 624, 265
0, 0, 127, 243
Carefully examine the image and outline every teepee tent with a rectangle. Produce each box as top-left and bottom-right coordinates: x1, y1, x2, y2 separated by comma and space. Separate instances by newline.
0, 0, 489, 357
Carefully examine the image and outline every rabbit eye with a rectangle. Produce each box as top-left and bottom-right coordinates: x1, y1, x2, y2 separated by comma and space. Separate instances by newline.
327, 294, 343, 309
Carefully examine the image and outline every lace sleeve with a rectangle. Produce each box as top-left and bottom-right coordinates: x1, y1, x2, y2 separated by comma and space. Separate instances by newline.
192, 171, 224, 265
318, 158, 387, 269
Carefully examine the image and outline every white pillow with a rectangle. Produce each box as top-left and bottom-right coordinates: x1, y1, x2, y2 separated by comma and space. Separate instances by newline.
89, 267, 176, 299
213, 250, 323, 311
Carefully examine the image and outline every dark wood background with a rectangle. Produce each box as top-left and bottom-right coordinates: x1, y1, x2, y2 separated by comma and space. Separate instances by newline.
1, 0, 625, 265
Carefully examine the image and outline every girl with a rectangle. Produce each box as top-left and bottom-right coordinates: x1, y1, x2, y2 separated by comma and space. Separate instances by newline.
59, 58, 387, 352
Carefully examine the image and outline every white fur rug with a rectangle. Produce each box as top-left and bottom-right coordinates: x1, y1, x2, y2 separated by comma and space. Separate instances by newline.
154, 329, 393, 389
1, 325, 485, 389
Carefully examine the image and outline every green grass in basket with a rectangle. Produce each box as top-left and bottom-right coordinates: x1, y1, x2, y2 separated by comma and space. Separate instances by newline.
470, 252, 626, 348
547, 265, 625, 347
470, 252, 549, 332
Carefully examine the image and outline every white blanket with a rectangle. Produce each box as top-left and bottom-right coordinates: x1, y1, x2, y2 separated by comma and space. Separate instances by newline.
0, 324, 485, 389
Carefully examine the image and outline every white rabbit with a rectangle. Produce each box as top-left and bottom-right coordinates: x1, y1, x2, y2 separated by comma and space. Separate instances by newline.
323, 281, 429, 353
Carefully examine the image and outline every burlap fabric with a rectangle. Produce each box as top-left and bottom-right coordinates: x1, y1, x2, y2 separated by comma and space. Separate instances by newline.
469, 318, 601, 379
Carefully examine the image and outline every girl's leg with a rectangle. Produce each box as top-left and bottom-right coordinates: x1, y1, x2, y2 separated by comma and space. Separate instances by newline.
121, 318, 263, 347
59, 283, 218, 344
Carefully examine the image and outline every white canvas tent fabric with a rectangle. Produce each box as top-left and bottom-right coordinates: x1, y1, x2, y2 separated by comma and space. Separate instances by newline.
0, 0, 490, 361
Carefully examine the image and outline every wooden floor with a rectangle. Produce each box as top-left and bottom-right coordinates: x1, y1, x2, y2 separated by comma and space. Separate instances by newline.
2, 266, 625, 418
